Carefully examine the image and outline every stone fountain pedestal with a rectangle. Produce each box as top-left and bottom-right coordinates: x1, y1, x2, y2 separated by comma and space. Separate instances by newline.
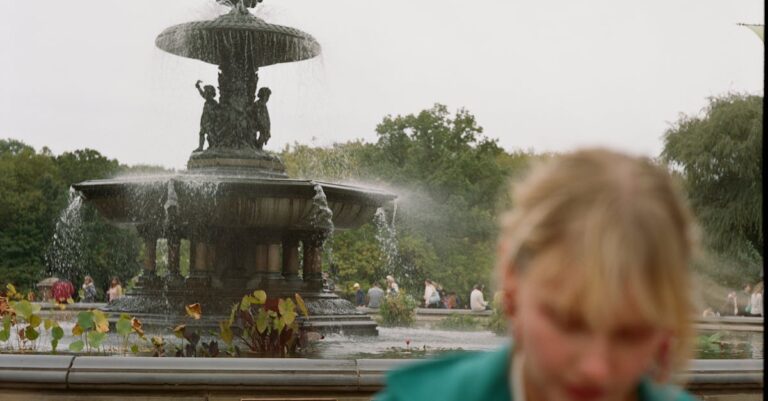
73, 0, 395, 336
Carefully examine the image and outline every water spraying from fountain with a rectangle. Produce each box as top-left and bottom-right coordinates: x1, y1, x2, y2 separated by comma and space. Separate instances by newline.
70, 0, 396, 335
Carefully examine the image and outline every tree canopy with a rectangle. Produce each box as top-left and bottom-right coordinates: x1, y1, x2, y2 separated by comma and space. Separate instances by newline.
662, 93, 763, 285
0, 139, 142, 295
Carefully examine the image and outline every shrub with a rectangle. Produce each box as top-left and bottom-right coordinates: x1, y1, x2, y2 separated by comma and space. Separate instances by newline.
219, 290, 310, 357
379, 292, 417, 327
435, 313, 481, 331
485, 296, 506, 335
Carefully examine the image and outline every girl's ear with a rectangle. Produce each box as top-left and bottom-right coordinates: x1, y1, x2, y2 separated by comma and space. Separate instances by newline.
500, 261, 519, 319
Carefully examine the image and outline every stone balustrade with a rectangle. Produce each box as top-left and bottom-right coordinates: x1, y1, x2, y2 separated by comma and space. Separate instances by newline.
0, 355, 761, 400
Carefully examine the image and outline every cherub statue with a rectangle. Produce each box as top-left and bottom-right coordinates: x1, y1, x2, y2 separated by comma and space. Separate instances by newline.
253, 87, 272, 149
195, 80, 219, 151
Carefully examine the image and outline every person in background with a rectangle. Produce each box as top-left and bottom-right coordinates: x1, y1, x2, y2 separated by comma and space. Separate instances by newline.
749, 282, 763, 317
367, 282, 385, 308
81, 275, 97, 303
469, 284, 489, 311
353, 283, 365, 307
423, 279, 441, 308
385, 275, 399, 296
739, 284, 752, 316
443, 291, 458, 309
51, 279, 74, 304
720, 291, 739, 316
107, 277, 123, 303
375, 149, 700, 401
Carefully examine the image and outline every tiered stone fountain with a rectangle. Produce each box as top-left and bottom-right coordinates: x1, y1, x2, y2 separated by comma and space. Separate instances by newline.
73, 0, 394, 335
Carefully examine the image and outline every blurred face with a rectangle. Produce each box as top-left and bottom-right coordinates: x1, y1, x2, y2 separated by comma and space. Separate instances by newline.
502, 245, 668, 401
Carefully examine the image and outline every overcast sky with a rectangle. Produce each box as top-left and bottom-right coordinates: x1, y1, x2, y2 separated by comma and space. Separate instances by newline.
0, 0, 763, 169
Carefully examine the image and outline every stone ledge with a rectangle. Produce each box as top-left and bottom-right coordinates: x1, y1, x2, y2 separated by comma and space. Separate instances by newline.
0, 355, 761, 394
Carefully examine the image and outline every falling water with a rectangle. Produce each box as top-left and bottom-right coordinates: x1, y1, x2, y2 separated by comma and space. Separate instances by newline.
374, 207, 398, 280
45, 188, 85, 281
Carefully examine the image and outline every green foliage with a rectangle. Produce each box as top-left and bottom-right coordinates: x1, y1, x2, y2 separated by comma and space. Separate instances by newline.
0, 138, 142, 292
379, 292, 418, 327
222, 290, 310, 356
662, 93, 763, 286
485, 295, 507, 336
434, 313, 482, 331
279, 105, 536, 298
69, 309, 110, 353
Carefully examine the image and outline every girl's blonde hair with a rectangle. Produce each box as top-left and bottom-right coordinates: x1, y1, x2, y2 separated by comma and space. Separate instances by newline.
497, 148, 698, 382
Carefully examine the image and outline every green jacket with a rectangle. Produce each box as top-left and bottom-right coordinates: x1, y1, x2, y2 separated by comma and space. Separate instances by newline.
375, 345, 699, 401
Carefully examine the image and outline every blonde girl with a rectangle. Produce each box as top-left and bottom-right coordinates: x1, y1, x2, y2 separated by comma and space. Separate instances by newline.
376, 149, 699, 401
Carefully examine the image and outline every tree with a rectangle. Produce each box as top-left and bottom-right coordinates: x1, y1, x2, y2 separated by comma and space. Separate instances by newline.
0, 139, 67, 288
661, 93, 763, 285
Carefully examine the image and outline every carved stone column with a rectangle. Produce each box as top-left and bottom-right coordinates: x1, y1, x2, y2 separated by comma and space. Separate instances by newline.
187, 237, 212, 288
266, 243, 282, 279
143, 237, 157, 276
282, 236, 300, 281
167, 237, 182, 281
302, 237, 324, 290
247, 242, 269, 289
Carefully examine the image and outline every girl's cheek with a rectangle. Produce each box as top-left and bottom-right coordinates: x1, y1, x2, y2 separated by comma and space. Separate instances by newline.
526, 313, 570, 369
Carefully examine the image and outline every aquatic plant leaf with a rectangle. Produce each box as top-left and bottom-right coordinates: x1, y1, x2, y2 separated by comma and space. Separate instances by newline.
13, 300, 33, 320
116, 318, 132, 336
72, 323, 83, 336
51, 338, 59, 352
2, 315, 10, 332
186, 330, 200, 347
185, 303, 202, 320
66, 298, 75, 305
51, 326, 64, 340
130, 344, 139, 354
219, 321, 233, 345
25, 326, 39, 341
29, 314, 42, 328
255, 309, 269, 334
274, 316, 285, 333
88, 331, 107, 348
77, 311, 94, 331
0, 330, 9, 342
240, 297, 251, 311
173, 324, 187, 339
295, 293, 309, 317
44, 318, 53, 331
131, 318, 144, 336
6, 284, 17, 298
282, 310, 297, 326
92, 310, 110, 333
278, 298, 295, 315
252, 290, 267, 304
69, 340, 84, 352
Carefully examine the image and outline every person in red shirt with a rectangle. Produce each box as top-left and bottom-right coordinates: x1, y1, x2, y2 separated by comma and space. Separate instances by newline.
51, 280, 74, 304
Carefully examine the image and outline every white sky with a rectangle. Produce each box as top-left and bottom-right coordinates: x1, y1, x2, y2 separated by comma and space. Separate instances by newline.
0, 0, 763, 170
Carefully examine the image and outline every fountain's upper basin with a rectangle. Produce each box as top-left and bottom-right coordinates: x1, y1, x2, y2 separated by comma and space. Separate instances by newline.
73, 173, 395, 230
155, 10, 321, 67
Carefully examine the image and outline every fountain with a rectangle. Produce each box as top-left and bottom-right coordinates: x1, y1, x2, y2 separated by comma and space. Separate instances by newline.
72, 0, 395, 335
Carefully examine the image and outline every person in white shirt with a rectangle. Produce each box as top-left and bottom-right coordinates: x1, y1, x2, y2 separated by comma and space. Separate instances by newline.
470, 284, 489, 311
423, 279, 440, 308
749, 282, 763, 316
386, 275, 399, 295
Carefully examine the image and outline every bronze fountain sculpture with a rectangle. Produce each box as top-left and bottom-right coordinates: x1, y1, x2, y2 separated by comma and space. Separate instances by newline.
73, 0, 395, 335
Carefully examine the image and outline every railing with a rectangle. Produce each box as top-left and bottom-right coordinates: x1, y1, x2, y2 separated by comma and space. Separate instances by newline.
0, 355, 762, 398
